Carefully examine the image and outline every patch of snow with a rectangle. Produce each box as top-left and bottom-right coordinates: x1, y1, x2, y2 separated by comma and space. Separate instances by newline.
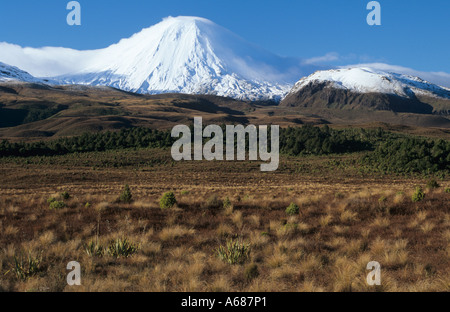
0, 62, 46, 83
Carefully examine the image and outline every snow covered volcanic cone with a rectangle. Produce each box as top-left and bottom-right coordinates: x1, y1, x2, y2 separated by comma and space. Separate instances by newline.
54, 16, 304, 100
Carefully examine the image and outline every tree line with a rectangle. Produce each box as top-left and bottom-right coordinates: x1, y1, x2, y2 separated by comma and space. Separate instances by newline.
1, 125, 449, 175
0, 128, 173, 157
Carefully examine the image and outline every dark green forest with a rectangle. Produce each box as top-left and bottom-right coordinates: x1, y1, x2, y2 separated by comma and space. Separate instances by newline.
1, 125, 449, 175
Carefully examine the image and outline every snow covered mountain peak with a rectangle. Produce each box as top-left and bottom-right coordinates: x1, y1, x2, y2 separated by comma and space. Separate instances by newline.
289, 67, 450, 99
53, 16, 304, 100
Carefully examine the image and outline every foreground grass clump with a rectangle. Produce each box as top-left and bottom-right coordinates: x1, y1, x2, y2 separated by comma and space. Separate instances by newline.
223, 197, 232, 209
204, 195, 223, 210
12, 252, 42, 281
107, 238, 140, 258
84, 241, 104, 258
286, 202, 299, 216
118, 184, 133, 203
217, 239, 250, 265
47, 197, 56, 204
412, 187, 426, 202
60, 191, 70, 200
159, 192, 177, 209
49, 200, 66, 210
47, 191, 69, 209
426, 179, 440, 189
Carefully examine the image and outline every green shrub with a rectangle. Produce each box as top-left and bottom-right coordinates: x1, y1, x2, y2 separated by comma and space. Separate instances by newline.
47, 197, 56, 204
118, 184, 133, 203
223, 197, 232, 209
217, 239, 250, 265
12, 252, 42, 281
412, 187, 426, 202
61, 191, 70, 200
107, 238, 140, 258
426, 179, 440, 189
285, 202, 299, 216
445, 188, 450, 193
244, 263, 259, 281
49, 200, 66, 210
159, 192, 177, 209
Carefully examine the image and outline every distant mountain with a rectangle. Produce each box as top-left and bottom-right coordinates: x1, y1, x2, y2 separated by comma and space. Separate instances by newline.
57, 16, 316, 101
1, 17, 449, 105
0, 16, 318, 101
0, 62, 46, 84
282, 67, 450, 115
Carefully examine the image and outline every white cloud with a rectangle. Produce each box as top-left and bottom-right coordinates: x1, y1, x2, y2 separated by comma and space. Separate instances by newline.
0, 42, 94, 77
302, 52, 339, 65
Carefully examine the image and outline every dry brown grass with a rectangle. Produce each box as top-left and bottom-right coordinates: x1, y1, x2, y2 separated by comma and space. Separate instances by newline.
340, 209, 358, 223
371, 217, 390, 228
158, 225, 196, 241
0, 150, 448, 292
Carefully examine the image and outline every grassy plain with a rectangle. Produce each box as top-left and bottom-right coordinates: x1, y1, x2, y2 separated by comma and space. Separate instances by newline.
0, 148, 448, 291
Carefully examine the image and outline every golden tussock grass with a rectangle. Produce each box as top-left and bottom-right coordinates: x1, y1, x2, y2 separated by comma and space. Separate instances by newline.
207, 275, 231, 292
248, 231, 270, 248
158, 225, 196, 241
420, 221, 435, 234
215, 223, 234, 238
231, 211, 243, 228
340, 209, 358, 223
0, 153, 448, 292
371, 217, 390, 228
4, 225, 19, 236
318, 214, 333, 227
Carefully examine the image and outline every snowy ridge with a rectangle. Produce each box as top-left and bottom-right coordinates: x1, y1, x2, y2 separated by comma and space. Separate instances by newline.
0, 62, 45, 83
289, 67, 450, 99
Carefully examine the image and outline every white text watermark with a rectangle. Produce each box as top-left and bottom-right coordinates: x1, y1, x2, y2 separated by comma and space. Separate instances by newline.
171, 117, 279, 172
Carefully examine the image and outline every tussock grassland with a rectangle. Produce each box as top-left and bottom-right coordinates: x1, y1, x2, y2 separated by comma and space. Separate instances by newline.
0, 149, 449, 292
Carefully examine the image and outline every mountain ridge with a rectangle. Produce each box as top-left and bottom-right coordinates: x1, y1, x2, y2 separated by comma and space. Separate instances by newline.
282, 68, 450, 116
287, 68, 450, 100
1, 17, 450, 104
0, 62, 48, 84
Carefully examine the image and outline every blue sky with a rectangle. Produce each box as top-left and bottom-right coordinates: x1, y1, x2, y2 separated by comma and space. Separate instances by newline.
0, 0, 449, 73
